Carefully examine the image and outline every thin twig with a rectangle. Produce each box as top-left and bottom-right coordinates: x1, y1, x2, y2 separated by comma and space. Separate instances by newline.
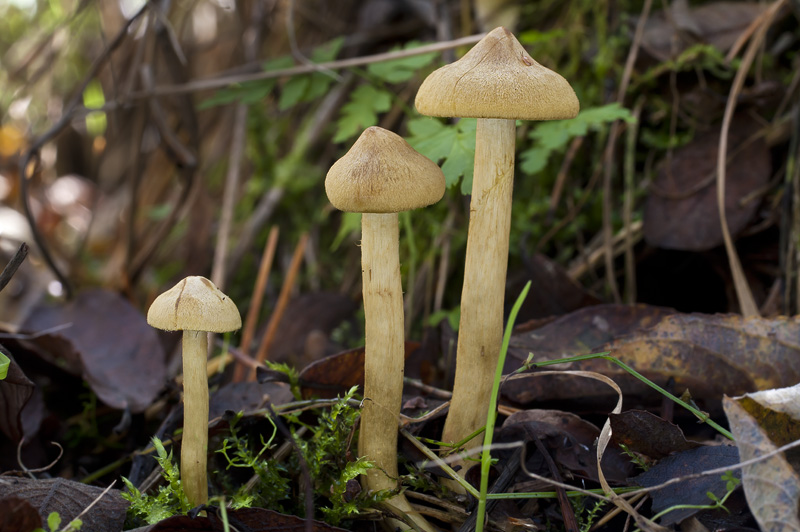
211, 102, 248, 290
121, 33, 485, 100
249, 232, 309, 380
231, 226, 280, 382
60, 481, 117, 532
0, 242, 28, 294
600, 0, 653, 303
717, 0, 787, 317
211, 1, 266, 290
623, 98, 645, 303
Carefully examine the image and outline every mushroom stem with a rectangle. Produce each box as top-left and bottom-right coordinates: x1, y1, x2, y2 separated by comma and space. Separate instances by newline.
442, 118, 516, 452
359, 213, 404, 491
181, 330, 210, 507
359, 213, 436, 532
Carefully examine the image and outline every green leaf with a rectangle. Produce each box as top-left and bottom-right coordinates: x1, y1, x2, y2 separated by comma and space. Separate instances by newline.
278, 75, 310, 110
367, 42, 438, 83
333, 85, 392, 143
520, 103, 635, 175
47, 512, 61, 532
82, 79, 106, 136
517, 29, 565, 45
199, 80, 275, 109
0, 351, 8, 380
406, 117, 476, 193
331, 212, 361, 251
199, 37, 345, 110
311, 36, 345, 63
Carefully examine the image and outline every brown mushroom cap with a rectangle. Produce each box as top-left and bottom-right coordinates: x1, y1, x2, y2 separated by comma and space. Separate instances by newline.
325, 126, 446, 213
147, 276, 242, 333
415, 27, 579, 120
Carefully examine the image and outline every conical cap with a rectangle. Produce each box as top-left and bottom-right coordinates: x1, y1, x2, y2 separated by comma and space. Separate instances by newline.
147, 276, 242, 333
415, 27, 579, 120
325, 126, 446, 213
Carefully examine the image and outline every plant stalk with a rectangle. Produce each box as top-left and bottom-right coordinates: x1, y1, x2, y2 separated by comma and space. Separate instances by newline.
359, 213, 435, 532
442, 118, 516, 454
182, 330, 209, 507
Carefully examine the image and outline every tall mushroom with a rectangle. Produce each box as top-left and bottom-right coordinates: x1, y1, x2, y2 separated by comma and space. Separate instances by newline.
416, 27, 579, 455
147, 276, 242, 507
326, 126, 444, 529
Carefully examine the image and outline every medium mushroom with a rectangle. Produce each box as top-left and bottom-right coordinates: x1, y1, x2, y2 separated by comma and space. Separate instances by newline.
416, 27, 579, 455
326, 126, 444, 529
147, 276, 242, 507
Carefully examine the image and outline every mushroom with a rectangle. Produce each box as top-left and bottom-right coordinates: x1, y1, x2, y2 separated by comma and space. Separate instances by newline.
147, 276, 242, 507
326, 126, 444, 529
415, 27, 579, 455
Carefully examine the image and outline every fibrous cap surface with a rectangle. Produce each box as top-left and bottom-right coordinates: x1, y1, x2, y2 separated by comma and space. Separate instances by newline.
325, 126, 446, 213
147, 276, 242, 333
415, 27, 579, 120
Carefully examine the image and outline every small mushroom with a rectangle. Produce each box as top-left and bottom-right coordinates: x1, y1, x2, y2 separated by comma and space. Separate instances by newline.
326, 126, 444, 530
147, 276, 241, 507
416, 27, 579, 456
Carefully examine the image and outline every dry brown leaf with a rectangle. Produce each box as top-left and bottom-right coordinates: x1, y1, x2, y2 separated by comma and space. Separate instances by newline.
723, 385, 800, 531
643, 113, 770, 251
640, 2, 768, 62
20, 289, 166, 412
0, 477, 128, 532
507, 306, 800, 404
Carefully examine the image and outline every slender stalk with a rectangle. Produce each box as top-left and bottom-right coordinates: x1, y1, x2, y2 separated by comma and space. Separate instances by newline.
360, 213, 434, 532
181, 330, 209, 507
442, 118, 516, 453
360, 213, 404, 490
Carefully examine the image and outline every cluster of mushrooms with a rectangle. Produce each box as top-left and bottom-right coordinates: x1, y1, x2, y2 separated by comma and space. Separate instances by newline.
145, 27, 578, 526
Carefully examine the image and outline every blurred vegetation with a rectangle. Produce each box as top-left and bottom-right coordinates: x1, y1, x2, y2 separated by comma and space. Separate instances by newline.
0, 0, 797, 342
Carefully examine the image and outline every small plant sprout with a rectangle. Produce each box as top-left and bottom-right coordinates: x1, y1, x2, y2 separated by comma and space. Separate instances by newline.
147, 276, 242, 507
415, 27, 579, 457
326, 126, 444, 530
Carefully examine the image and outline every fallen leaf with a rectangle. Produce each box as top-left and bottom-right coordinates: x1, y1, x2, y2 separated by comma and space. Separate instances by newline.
610, 410, 702, 459
632, 445, 741, 526
0, 346, 35, 442
724, 384, 800, 531
640, 2, 769, 62
643, 114, 771, 251
500, 409, 633, 484
263, 292, 357, 367
509, 253, 600, 322
299, 342, 420, 399
0, 495, 42, 532
507, 306, 800, 404
20, 289, 166, 412
209, 381, 294, 420
0, 477, 128, 532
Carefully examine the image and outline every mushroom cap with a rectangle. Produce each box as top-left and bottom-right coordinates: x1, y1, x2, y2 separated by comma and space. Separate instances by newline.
415, 27, 579, 120
325, 126, 446, 213
147, 276, 242, 333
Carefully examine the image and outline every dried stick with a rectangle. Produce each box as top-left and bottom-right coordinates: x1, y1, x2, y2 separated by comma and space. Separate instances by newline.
211, 1, 266, 290
717, 0, 787, 317
249, 232, 309, 380
231, 226, 280, 382
0, 243, 28, 294
122, 33, 486, 100
623, 98, 645, 303
600, 0, 652, 303
211, 101, 248, 290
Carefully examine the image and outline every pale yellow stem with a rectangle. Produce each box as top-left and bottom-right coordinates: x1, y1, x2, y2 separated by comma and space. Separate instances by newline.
359, 213, 437, 532
442, 118, 516, 455
182, 330, 209, 507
